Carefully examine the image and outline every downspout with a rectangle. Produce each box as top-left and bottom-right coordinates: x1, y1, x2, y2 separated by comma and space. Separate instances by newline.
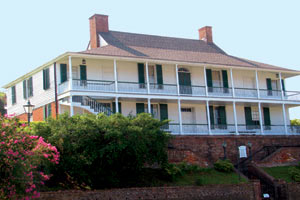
54, 62, 58, 119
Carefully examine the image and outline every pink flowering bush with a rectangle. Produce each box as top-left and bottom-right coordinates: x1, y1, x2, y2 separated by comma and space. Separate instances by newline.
0, 115, 59, 199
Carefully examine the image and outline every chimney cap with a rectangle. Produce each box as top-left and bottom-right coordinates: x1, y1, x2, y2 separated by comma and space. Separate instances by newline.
89, 14, 108, 20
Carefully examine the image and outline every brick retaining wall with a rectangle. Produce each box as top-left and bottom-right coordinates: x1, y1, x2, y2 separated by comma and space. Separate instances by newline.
38, 182, 261, 200
168, 135, 300, 167
287, 183, 300, 200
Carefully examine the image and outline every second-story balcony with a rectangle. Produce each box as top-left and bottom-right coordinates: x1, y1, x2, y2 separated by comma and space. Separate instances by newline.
56, 58, 300, 102
58, 78, 300, 102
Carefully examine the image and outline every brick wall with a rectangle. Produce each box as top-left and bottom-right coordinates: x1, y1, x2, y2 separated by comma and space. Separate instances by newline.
168, 135, 300, 167
38, 182, 260, 200
287, 183, 300, 200
257, 147, 300, 167
16, 102, 57, 122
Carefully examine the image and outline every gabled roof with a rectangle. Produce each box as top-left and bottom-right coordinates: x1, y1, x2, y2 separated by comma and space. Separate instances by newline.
80, 31, 297, 72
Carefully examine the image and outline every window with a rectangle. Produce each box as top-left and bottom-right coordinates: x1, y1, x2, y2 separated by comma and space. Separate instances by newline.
271, 80, 278, 90
212, 71, 221, 87
11, 86, 16, 104
145, 104, 159, 119
251, 107, 260, 126
23, 77, 33, 98
181, 108, 192, 112
60, 64, 67, 83
43, 104, 52, 119
43, 68, 50, 90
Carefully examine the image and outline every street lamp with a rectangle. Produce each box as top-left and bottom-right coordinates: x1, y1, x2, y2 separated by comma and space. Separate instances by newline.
222, 141, 227, 160
23, 100, 34, 126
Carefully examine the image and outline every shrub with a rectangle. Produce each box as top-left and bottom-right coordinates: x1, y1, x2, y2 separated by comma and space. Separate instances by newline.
289, 163, 300, 182
214, 159, 234, 173
0, 115, 59, 199
32, 113, 171, 188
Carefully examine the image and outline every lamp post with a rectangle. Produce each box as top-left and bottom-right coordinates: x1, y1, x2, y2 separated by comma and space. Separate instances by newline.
23, 100, 34, 126
222, 141, 227, 160
248, 142, 252, 161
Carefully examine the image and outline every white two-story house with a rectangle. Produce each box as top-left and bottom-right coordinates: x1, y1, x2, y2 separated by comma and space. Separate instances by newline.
3, 14, 300, 135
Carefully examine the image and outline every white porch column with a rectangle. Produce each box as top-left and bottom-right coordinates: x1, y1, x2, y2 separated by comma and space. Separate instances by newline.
114, 59, 118, 92
233, 101, 239, 135
115, 97, 119, 113
175, 64, 180, 95
177, 99, 183, 134
68, 56, 74, 116
145, 62, 150, 94
206, 100, 211, 135
147, 98, 151, 114
255, 70, 260, 99
230, 68, 235, 97
279, 72, 284, 100
258, 102, 264, 135
68, 56, 73, 90
69, 94, 74, 116
282, 103, 288, 135
204, 66, 208, 96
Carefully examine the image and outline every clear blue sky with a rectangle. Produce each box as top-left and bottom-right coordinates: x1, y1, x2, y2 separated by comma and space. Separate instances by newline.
1, 1, 300, 118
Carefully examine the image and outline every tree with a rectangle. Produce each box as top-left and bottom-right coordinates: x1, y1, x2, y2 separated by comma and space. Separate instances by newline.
32, 113, 171, 188
0, 92, 6, 116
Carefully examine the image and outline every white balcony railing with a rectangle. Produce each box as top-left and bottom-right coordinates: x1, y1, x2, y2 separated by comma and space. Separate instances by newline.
259, 89, 282, 100
73, 79, 115, 92
237, 125, 261, 135
235, 88, 258, 98
57, 79, 300, 102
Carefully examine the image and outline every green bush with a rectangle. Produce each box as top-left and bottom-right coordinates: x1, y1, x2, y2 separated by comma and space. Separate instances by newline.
291, 119, 300, 126
214, 159, 234, 173
289, 163, 300, 182
32, 113, 171, 188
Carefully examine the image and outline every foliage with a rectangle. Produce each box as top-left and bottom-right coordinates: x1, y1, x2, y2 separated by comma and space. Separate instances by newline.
0, 92, 6, 116
213, 159, 234, 173
32, 113, 171, 189
0, 115, 59, 199
289, 163, 300, 182
291, 119, 300, 126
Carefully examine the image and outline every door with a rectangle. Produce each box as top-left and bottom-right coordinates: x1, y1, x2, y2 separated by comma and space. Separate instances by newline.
178, 68, 192, 94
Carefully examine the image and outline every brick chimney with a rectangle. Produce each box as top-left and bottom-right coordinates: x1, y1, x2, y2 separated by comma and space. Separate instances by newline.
198, 26, 213, 43
89, 14, 109, 49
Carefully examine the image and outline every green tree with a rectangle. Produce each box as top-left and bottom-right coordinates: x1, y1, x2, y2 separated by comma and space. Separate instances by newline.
291, 119, 300, 126
32, 113, 171, 188
0, 92, 6, 116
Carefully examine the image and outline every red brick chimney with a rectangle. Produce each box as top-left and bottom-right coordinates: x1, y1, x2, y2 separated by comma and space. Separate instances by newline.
89, 14, 109, 49
198, 26, 213, 43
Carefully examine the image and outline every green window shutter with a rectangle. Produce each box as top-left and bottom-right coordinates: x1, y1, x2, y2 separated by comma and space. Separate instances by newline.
48, 104, 52, 118
209, 105, 214, 128
43, 106, 47, 120
60, 64, 67, 83
112, 102, 122, 114
23, 80, 27, 99
206, 69, 212, 87
11, 86, 16, 104
222, 70, 229, 88
263, 107, 271, 126
156, 65, 163, 85
138, 63, 145, 84
43, 69, 46, 90
218, 106, 227, 125
281, 79, 285, 91
244, 107, 253, 126
80, 65, 87, 80
28, 77, 33, 97
43, 68, 50, 90
266, 78, 272, 90
159, 104, 168, 121
136, 103, 145, 114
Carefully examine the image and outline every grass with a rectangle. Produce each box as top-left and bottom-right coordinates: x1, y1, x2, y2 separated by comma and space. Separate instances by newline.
263, 166, 294, 183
